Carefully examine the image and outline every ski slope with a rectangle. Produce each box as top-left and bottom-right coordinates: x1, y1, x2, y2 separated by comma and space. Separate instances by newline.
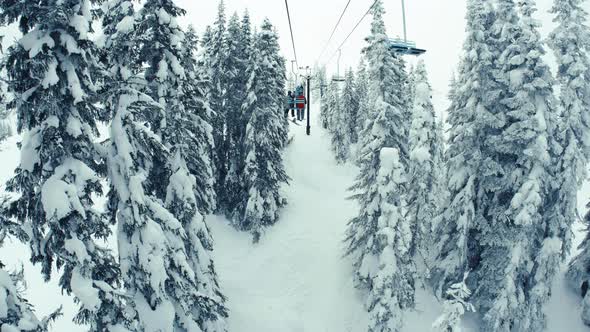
207, 103, 449, 331
208, 103, 368, 331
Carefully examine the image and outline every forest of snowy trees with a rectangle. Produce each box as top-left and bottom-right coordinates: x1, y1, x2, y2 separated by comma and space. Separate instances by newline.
318, 0, 590, 331
0, 0, 288, 330
0, 0, 589, 331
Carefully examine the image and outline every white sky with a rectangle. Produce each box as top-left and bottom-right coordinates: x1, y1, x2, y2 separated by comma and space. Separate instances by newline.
175, 0, 590, 117
0, 0, 587, 115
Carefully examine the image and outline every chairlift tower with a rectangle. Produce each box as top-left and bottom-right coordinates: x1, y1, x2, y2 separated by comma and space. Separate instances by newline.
389, 0, 426, 56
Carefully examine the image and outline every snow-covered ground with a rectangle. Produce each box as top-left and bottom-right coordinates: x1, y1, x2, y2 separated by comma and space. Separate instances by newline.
206, 104, 588, 332
208, 104, 367, 331
0, 103, 589, 331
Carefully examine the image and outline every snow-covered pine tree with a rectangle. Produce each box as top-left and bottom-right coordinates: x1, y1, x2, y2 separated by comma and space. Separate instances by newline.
353, 59, 371, 165
406, 60, 441, 264
550, 0, 590, 314
0, 264, 55, 332
177, 31, 229, 328
233, 22, 290, 241
263, 20, 289, 150
312, 65, 326, 99
432, 272, 476, 332
0, 83, 12, 142
103, 1, 174, 330
366, 147, 413, 332
327, 78, 342, 132
209, 0, 230, 210
0, 148, 58, 332
355, 59, 370, 134
430, 0, 494, 323
215, 13, 242, 213
320, 79, 335, 130
471, 0, 561, 329
329, 78, 347, 163
433, 116, 447, 214
403, 64, 416, 131
0, 1, 129, 329
179, 25, 216, 215
113, 0, 228, 330
329, 67, 360, 163
199, 26, 215, 98
345, 1, 414, 330
342, 68, 360, 145
164, 151, 228, 330
222, 11, 254, 214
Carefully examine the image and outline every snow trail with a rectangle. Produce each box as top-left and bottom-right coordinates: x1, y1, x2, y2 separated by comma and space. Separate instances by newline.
208, 102, 368, 331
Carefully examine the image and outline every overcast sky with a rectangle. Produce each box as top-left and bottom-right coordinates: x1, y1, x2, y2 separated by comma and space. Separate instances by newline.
0, 0, 587, 116
175, 0, 590, 118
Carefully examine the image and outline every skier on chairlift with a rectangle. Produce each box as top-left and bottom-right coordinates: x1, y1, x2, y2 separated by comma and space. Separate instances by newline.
285, 91, 295, 117
295, 86, 306, 121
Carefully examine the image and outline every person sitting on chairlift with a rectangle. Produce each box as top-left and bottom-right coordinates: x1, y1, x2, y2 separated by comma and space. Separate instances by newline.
285, 91, 295, 118
295, 87, 306, 121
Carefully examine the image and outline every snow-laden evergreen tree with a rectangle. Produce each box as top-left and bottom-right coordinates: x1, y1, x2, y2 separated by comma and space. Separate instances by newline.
403, 65, 416, 129
175, 30, 228, 328
355, 59, 370, 136
103, 1, 172, 330
199, 26, 215, 97
262, 20, 289, 150
223, 11, 254, 214
215, 13, 242, 212
431, 0, 493, 323
432, 272, 476, 332
0, 153, 59, 332
435, 0, 563, 330
0, 84, 12, 142
433, 116, 448, 213
406, 60, 441, 264
164, 152, 228, 331
208, 0, 230, 209
320, 79, 335, 130
0, 1, 129, 329
329, 79, 347, 163
345, 2, 414, 331
233, 24, 289, 241
0, 265, 53, 331
179, 25, 216, 215
550, 0, 590, 313
342, 68, 360, 145
312, 65, 327, 99
474, 1, 560, 330
106, 0, 228, 330
366, 148, 413, 332
330, 67, 360, 163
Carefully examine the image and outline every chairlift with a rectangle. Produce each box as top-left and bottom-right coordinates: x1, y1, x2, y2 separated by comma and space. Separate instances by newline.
389, 0, 426, 56
332, 49, 345, 82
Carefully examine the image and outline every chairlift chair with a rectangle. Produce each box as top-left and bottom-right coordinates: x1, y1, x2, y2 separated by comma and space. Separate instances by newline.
389, 38, 426, 56
332, 48, 346, 82
389, 0, 426, 56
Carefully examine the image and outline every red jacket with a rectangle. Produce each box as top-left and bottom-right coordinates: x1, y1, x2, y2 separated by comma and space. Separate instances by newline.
295, 94, 306, 109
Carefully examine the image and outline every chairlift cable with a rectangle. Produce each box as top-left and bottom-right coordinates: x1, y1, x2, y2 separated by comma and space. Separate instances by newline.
284, 0, 299, 69
324, 0, 379, 66
316, 0, 353, 64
